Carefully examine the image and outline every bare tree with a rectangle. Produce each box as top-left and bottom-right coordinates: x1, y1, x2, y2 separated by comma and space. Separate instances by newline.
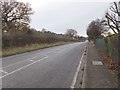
1, 0, 33, 32
104, 1, 120, 34
87, 19, 104, 40
65, 29, 77, 37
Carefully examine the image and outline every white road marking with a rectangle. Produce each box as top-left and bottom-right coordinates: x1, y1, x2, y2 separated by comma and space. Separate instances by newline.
46, 51, 56, 55
0, 56, 48, 79
0, 69, 8, 74
1, 56, 38, 69
92, 61, 103, 65
2, 50, 61, 69
1, 44, 74, 69
70, 46, 87, 88
29, 60, 34, 62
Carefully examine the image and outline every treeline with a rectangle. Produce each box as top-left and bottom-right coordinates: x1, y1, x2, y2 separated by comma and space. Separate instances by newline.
2, 29, 79, 49
2, 0, 86, 50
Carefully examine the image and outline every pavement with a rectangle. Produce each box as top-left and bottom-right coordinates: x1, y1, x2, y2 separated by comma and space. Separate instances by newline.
82, 42, 119, 88
1, 42, 88, 88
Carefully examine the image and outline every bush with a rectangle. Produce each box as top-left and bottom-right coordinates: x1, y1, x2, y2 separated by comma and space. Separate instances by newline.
2, 31, 76, 49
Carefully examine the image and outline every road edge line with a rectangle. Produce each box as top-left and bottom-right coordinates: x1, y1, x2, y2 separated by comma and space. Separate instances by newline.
81, 45, 88, 88
70, 45, 87, 88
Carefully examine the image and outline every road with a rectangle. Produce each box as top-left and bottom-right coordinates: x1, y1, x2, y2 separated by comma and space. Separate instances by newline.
1, 42, 87, 88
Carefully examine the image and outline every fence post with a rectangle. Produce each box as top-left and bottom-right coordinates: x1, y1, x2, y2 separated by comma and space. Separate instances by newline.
118, 33, 120, 88
118, 33, 120, 66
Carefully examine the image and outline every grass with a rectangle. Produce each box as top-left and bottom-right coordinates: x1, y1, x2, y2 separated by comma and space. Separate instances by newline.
2, 42, 70, 57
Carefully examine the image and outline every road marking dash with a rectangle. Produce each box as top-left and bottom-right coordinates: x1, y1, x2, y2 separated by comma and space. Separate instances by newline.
29, 60, 34, 62
0, 69, 8, 74
1, 56, 38, 69
0, 56, 48, 79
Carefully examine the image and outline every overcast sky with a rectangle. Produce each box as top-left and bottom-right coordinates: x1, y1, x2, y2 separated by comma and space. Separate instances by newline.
17, 0, 118, 36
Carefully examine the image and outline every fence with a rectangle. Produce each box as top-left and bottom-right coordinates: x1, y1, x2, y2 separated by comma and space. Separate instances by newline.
94, 34, 119, 65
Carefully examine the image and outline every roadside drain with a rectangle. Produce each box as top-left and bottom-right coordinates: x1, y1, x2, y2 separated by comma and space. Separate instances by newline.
92, 61, 103, 66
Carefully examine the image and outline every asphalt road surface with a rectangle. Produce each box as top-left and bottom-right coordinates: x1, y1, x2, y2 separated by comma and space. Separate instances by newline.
1, 42, 87, 88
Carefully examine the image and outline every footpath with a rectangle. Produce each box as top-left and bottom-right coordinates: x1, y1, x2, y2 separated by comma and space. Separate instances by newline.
82, 42, 118, 88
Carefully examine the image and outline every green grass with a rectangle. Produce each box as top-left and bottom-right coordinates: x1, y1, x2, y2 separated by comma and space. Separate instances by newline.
2, 42, 70, 57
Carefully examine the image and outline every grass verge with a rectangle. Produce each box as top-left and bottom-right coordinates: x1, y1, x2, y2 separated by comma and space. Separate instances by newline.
2, 42, 71, 57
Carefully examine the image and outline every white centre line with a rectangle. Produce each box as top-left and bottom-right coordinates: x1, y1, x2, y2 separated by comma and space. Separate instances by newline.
0, 56, 48, 79
2, 51, 58, 69
1, 56, 38, 69
29, 60, 34, 62
0, 69, 8, 74
70, 46, 87, 88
